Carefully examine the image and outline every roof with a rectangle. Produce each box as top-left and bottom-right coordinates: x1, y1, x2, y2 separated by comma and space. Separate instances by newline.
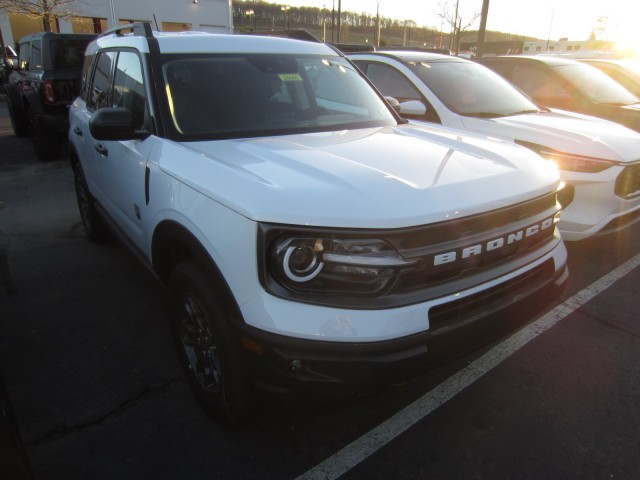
16, 31, 96, 44
350, 50, 467, 64
93, 27, 336, 56
477, 55, 581, 66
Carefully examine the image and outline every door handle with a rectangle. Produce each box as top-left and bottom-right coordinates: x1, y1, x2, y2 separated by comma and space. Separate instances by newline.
73, 127, 83, 137
94, 143, 108, 156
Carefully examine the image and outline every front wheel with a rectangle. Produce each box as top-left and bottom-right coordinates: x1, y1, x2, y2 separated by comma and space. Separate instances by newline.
73, 162, 107, 242
169, 259, 252, 422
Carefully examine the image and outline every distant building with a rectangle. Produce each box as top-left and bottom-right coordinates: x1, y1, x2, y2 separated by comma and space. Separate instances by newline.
522, 38, 587, 55
460, 40, 525, 56
0, 0, 232, 47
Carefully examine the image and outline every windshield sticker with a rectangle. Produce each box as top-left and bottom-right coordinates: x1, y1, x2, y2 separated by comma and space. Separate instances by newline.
278, 73, 304, 82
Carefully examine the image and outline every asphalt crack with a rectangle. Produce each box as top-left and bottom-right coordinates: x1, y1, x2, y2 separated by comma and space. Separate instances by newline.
576, 305, 640, 340
25, 377, 186, 446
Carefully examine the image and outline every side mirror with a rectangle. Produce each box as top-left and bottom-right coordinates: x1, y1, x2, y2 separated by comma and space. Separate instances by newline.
399, 100, 427, 116
384, 96, 401, 113
89, 107, 149, 141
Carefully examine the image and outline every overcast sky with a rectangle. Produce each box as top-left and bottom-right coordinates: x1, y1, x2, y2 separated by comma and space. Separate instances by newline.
261, 0, 638, 44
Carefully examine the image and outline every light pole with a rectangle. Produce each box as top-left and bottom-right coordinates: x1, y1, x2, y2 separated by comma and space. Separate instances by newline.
323, 4, 326, 41
337, 0, 342, 43
246, 9, 255, 31
281, 5, 291, 30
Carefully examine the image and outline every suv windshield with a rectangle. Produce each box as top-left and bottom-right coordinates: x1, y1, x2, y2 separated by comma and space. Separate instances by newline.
162, 54, 396, 138
553, 64, 639, 106
408, 60, 540, 117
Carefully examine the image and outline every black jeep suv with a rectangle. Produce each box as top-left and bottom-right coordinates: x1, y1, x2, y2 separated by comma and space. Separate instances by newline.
4, 32, 95, 161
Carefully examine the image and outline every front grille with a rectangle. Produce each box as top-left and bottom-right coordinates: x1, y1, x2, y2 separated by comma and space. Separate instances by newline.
386, 191, 559, 297
615, 164, 640, 199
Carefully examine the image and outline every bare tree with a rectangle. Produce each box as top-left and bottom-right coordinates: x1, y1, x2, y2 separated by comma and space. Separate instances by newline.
588, 16, 608, 41
0, 0, 80, 32
438, 0, 480, 54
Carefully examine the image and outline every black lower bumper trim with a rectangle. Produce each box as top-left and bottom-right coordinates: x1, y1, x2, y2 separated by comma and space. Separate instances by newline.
241, 261, 568, 397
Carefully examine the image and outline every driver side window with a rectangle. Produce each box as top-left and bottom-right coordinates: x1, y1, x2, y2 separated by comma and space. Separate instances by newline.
363, 63, 422, 102
511, 65, 567, 99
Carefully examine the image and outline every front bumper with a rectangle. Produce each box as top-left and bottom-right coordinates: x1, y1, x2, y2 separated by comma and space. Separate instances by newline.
559, 165, 640, 241
238, 256, 568, 396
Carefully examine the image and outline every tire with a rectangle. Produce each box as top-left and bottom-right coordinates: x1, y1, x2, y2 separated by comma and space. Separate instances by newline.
5, 88, 28, 137
169, 259, 252, 422
28, 110, 60, 161
73, 162, 107, 242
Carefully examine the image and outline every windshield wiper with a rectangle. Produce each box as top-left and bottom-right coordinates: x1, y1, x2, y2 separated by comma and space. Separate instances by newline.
502, 109, 541, 117
600, 101, 639, 107
463, 111, 504, 118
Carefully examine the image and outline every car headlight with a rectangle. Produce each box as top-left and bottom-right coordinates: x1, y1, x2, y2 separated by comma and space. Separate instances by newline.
515, 140, 617, 173
269, 236, 418, 297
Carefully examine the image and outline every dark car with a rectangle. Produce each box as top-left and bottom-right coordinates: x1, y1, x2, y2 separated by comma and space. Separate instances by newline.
0, 45, 18, 86
4, 32, 95, 161
476, 55, 640, 132
579, 58, 640, 98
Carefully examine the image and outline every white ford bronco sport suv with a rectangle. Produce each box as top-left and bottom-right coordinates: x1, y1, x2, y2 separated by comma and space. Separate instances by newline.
69, 24, 568, 421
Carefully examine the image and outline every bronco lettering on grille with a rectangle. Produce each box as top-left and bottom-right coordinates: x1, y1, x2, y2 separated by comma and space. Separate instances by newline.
433, 216, 556, 266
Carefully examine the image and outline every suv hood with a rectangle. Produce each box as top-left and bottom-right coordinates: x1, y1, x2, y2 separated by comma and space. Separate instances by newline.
159, 124, 559, 228
461, 109, 640, 162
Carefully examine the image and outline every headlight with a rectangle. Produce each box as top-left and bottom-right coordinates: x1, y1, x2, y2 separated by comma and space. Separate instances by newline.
270, 236, 417, 296
515, 140, 617, 173
545, 151, 616, 173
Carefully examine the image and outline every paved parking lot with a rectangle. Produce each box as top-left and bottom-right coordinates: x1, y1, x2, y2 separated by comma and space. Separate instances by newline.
1, 97, 640, 479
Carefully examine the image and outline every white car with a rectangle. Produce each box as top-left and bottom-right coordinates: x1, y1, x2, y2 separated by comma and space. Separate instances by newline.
349, 51, 640, 241
69, 25, 567, 420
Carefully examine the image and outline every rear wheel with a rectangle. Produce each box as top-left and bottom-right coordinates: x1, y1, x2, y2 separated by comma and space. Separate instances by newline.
28, 111, 60, 161
169, 259, 252, 422
73, 162, 107, 242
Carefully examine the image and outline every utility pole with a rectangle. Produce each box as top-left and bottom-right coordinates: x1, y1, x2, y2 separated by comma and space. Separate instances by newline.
475, 0, 490, 58
375, 0, 380, 47
337, 0, 342, 43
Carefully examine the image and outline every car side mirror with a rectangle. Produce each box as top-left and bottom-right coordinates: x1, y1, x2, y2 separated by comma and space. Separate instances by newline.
384, 96, 402, 113
399, 100, 427, 117
89, 107, 149, 141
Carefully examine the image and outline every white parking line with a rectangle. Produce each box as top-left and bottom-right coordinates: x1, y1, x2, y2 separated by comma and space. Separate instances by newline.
296, 253, 640, 480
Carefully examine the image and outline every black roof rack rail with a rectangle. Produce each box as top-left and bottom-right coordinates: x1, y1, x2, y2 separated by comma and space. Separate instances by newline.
100, 22, 154, 39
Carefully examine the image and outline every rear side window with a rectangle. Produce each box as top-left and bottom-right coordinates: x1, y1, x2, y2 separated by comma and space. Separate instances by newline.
17, 41, 31, 70
31, 40, 42, 69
